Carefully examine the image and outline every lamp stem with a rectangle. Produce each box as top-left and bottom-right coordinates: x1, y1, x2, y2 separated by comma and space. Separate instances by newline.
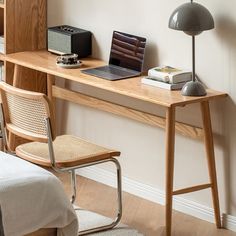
192, 35, 195, 82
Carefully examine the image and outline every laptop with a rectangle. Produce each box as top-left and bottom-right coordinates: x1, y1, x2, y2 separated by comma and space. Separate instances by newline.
82, 31, 147, 80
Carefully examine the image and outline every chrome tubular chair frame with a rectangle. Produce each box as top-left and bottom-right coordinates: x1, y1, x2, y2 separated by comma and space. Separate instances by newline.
45, 118, 123, 235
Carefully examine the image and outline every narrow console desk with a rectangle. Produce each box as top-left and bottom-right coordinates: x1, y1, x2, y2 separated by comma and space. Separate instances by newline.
4, 50, 227, 236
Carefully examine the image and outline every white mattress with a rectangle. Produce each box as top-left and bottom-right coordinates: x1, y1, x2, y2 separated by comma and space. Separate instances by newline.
0, 151, 78, 236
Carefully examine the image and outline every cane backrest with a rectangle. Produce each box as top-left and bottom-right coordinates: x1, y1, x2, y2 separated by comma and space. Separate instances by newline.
0, 82, 56, 143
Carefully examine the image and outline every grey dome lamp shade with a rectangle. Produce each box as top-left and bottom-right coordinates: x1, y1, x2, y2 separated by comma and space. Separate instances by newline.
168, 0, 214, 96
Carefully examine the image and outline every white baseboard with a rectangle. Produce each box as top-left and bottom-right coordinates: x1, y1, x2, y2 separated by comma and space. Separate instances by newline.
76, 166, 236, 232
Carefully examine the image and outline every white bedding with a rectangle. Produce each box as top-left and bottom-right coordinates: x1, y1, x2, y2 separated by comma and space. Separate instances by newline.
0, 151, 78, 236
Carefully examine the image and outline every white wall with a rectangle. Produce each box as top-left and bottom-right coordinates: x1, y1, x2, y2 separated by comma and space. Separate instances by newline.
48, 0, 236, 217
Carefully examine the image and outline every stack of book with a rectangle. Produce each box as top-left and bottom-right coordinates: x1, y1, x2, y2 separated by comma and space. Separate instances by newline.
141, 66, 192, 90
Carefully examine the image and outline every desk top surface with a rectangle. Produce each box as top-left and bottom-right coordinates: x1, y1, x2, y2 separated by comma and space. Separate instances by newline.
4, 50, 227, 108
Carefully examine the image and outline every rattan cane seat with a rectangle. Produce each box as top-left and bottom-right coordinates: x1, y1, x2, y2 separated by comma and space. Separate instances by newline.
16, 135, 120, 168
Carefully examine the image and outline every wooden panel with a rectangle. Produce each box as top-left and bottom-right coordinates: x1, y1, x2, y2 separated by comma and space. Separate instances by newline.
52, 85, 204, 140
14, 70, 47, 93
36, 71, 47, 93
4, 61, 42, 89
5, 0, 15, 53
38, 0, 47, 49
5, 0, 47, 53
11, 64, 46, 92
0, 8, 4, 35
4, 0, 47, 91
15, 0, 38, 51
4, 61, 14, 84
4, 50, 227, 108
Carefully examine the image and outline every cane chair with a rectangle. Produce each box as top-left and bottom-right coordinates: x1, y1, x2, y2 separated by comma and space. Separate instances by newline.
0, 82, 122, 235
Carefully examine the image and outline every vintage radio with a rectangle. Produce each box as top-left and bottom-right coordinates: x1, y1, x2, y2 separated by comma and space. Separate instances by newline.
48, 25, 92, 58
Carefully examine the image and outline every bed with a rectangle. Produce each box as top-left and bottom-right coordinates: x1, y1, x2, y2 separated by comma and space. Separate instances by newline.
0, 151, 78, 236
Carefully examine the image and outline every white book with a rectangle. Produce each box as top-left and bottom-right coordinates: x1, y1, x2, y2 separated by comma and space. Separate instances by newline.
141, 77, 187, 90
148, 65, 192, 84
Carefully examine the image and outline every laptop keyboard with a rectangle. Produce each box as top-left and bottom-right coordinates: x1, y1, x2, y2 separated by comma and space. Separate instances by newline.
82, 66, 140, 80
95, 66, 136, 77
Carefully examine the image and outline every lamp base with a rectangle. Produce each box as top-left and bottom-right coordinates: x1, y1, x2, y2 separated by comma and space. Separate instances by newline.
181, 81, 207, 96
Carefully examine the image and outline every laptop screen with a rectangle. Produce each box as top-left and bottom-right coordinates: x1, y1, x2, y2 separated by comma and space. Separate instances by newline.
109, 31, 146, 72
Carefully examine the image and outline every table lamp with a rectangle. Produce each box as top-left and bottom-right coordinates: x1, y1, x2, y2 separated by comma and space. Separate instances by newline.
168, 0, 214, 96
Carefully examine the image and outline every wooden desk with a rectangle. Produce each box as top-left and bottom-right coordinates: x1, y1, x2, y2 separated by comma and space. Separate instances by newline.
4, 50, 227, 236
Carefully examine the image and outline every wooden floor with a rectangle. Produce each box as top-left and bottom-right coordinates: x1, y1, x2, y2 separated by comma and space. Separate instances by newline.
56, 172, 236, 236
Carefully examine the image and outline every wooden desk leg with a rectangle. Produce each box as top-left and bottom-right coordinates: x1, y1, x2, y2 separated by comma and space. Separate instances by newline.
165, 106, 176, 236
47, 74, 56, 112
47, 74, 55, 102
13, 64, 22, 87
201, 101, 221, 228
